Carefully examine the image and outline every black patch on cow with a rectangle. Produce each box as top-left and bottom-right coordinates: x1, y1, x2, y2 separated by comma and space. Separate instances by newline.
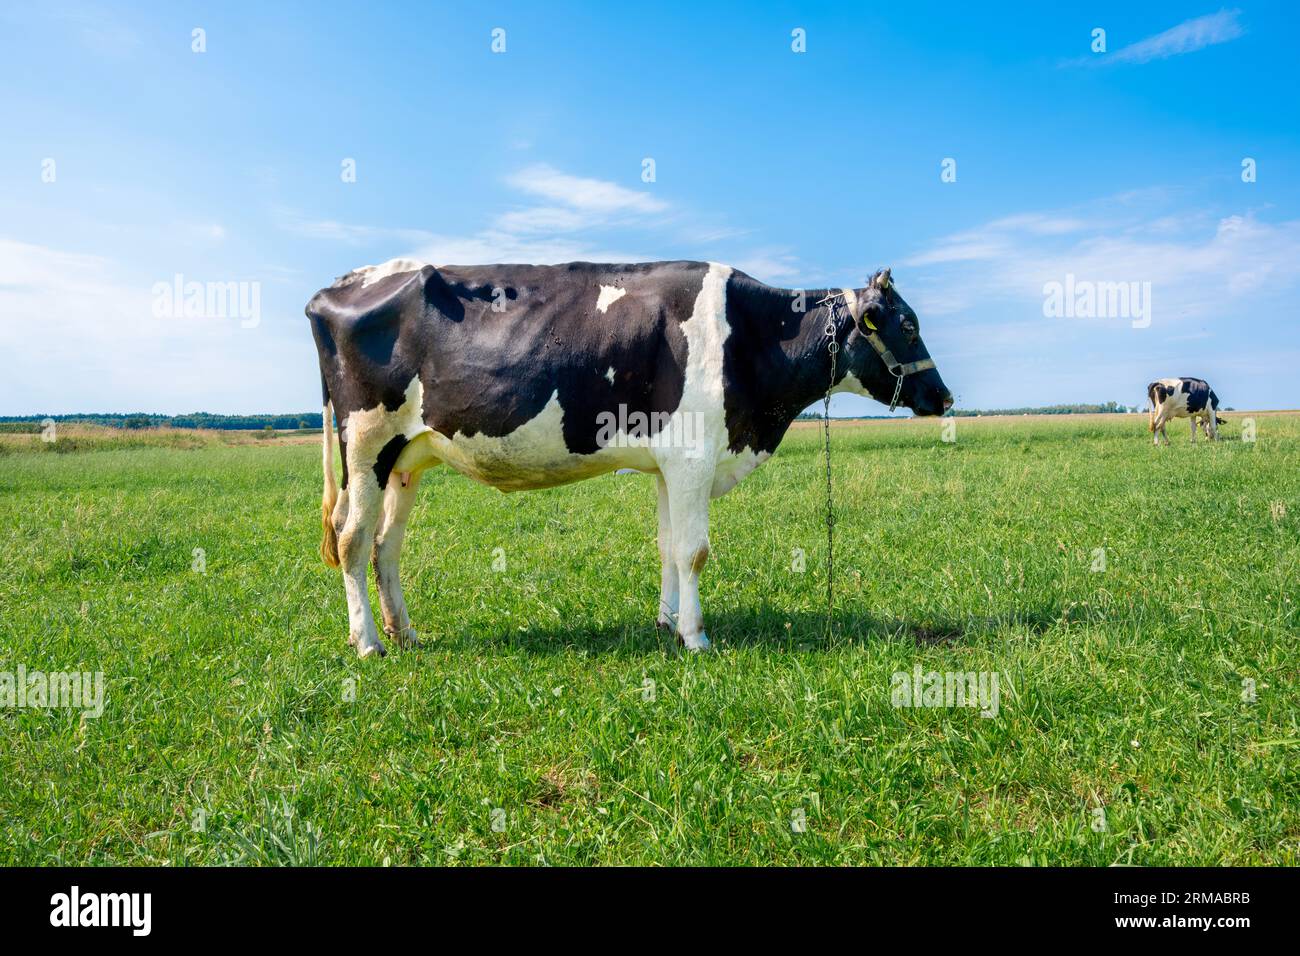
373, 434, 409, 489
721, 273, 836, 454
1180, 377, 1212, 414
721, 273, 948, 454
339, 433, 349, 489
1148, 382, 1171, 405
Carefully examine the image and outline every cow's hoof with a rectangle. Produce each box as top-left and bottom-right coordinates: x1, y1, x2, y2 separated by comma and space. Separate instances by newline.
356, 638, 387, 659
679, 632, 711, 653
656, 615, 675, 632
386, 625, 420, 650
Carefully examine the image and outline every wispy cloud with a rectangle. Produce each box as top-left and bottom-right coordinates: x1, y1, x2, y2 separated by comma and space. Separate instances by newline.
274, 210, 436, 246
3, 3, 142, 58
0, 238, 300, 414
279, 162, 799, 279
505, 164, 666, 216
903, 196, 1300, 327
906, 214, 1090, 267
731, 249, 804, 284
411, 164, 668, 263
279, 163, 759, 268
1070, 9, 1244, 67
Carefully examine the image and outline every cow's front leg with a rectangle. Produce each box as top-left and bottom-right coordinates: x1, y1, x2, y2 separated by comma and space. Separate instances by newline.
373, 471, 422, 649
663, 466, 713, 652
338, 471, 386, 659
655, 474, 679, 631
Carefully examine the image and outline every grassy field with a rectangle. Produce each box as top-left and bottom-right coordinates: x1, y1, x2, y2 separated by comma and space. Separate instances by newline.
1, 414, 1297, 865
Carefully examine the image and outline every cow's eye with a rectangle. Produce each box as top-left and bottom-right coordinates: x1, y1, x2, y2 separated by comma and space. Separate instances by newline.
900, 317, 918, 341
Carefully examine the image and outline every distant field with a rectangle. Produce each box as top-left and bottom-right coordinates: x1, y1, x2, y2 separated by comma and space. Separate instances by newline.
1, 413, 1297, 865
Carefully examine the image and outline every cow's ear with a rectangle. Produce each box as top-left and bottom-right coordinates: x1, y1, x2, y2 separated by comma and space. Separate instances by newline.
847, 286, 883, 332
839, 288, 877, 332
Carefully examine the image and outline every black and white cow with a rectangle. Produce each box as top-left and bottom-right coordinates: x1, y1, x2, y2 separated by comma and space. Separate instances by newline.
1147, 377, 1223, 445
307, 260, 952, 657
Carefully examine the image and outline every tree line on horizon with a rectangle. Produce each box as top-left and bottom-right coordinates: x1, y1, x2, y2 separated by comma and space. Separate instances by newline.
0, 412, 323, 432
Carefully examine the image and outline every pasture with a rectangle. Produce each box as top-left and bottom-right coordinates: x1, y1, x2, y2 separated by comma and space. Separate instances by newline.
1, 414, 1296, 865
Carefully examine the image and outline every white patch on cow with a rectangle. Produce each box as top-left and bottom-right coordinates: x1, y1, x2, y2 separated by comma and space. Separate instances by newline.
595, 284, 627, 313
605, 366, 616, 385
353, 258, 429, 288
341, 377, 429, 464
647, 262, 734, 652
656, 263, 730, 465
839, 287, 860, 321
833, 370, 868, 396
711, 448, 771, 498
426, 389, 656, 491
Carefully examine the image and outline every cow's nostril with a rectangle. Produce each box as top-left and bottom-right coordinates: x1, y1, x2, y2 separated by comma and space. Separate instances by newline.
941, 392, 954, 411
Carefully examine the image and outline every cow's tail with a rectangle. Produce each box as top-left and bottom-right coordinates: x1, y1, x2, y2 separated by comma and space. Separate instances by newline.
320, 399, 341, 568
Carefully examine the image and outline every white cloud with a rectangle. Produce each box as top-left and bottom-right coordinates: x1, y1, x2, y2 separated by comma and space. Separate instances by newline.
274, 210, 436, 245
902, 200, 1300, 327
278, 163, 779, 275
407, 231, 647, 266
0, 238, 310, 414
906, 214, 1091, 266
1078, 9, 1245, 66
731, 249, 804, 284
504, 164, 666, 215
492, 206, 588, 235
278, 165, 672, 264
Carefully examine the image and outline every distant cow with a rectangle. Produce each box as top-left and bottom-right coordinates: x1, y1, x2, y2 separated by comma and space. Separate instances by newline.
1147, 377, 1223, 445
307, 260, 952, 657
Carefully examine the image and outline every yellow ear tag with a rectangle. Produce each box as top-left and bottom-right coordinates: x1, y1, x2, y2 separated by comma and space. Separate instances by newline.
860, 314, 878, 331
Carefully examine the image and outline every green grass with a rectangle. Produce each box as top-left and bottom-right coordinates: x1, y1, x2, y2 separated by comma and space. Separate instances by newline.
1, 414, 1297, 865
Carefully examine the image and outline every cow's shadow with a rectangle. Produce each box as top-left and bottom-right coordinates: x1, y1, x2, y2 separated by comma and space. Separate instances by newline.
445, 603, 1060, 657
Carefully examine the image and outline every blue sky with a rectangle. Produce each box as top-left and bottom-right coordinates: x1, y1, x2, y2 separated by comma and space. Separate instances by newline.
2, 1, 1297, 415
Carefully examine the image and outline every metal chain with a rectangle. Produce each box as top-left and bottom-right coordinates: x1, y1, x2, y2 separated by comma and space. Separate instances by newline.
821, 303, 839, 642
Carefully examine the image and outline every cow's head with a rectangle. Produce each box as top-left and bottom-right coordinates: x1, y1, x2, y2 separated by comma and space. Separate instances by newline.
838, 269, 952, 416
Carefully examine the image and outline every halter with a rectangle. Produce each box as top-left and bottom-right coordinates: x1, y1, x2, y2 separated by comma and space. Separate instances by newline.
817, 289, 936, 412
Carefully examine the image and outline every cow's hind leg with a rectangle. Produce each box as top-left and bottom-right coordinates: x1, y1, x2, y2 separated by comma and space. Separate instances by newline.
655, 474, 679, 631
337, 470, 387, 659
374, 471, 422, 649
662, 465, 714, 652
